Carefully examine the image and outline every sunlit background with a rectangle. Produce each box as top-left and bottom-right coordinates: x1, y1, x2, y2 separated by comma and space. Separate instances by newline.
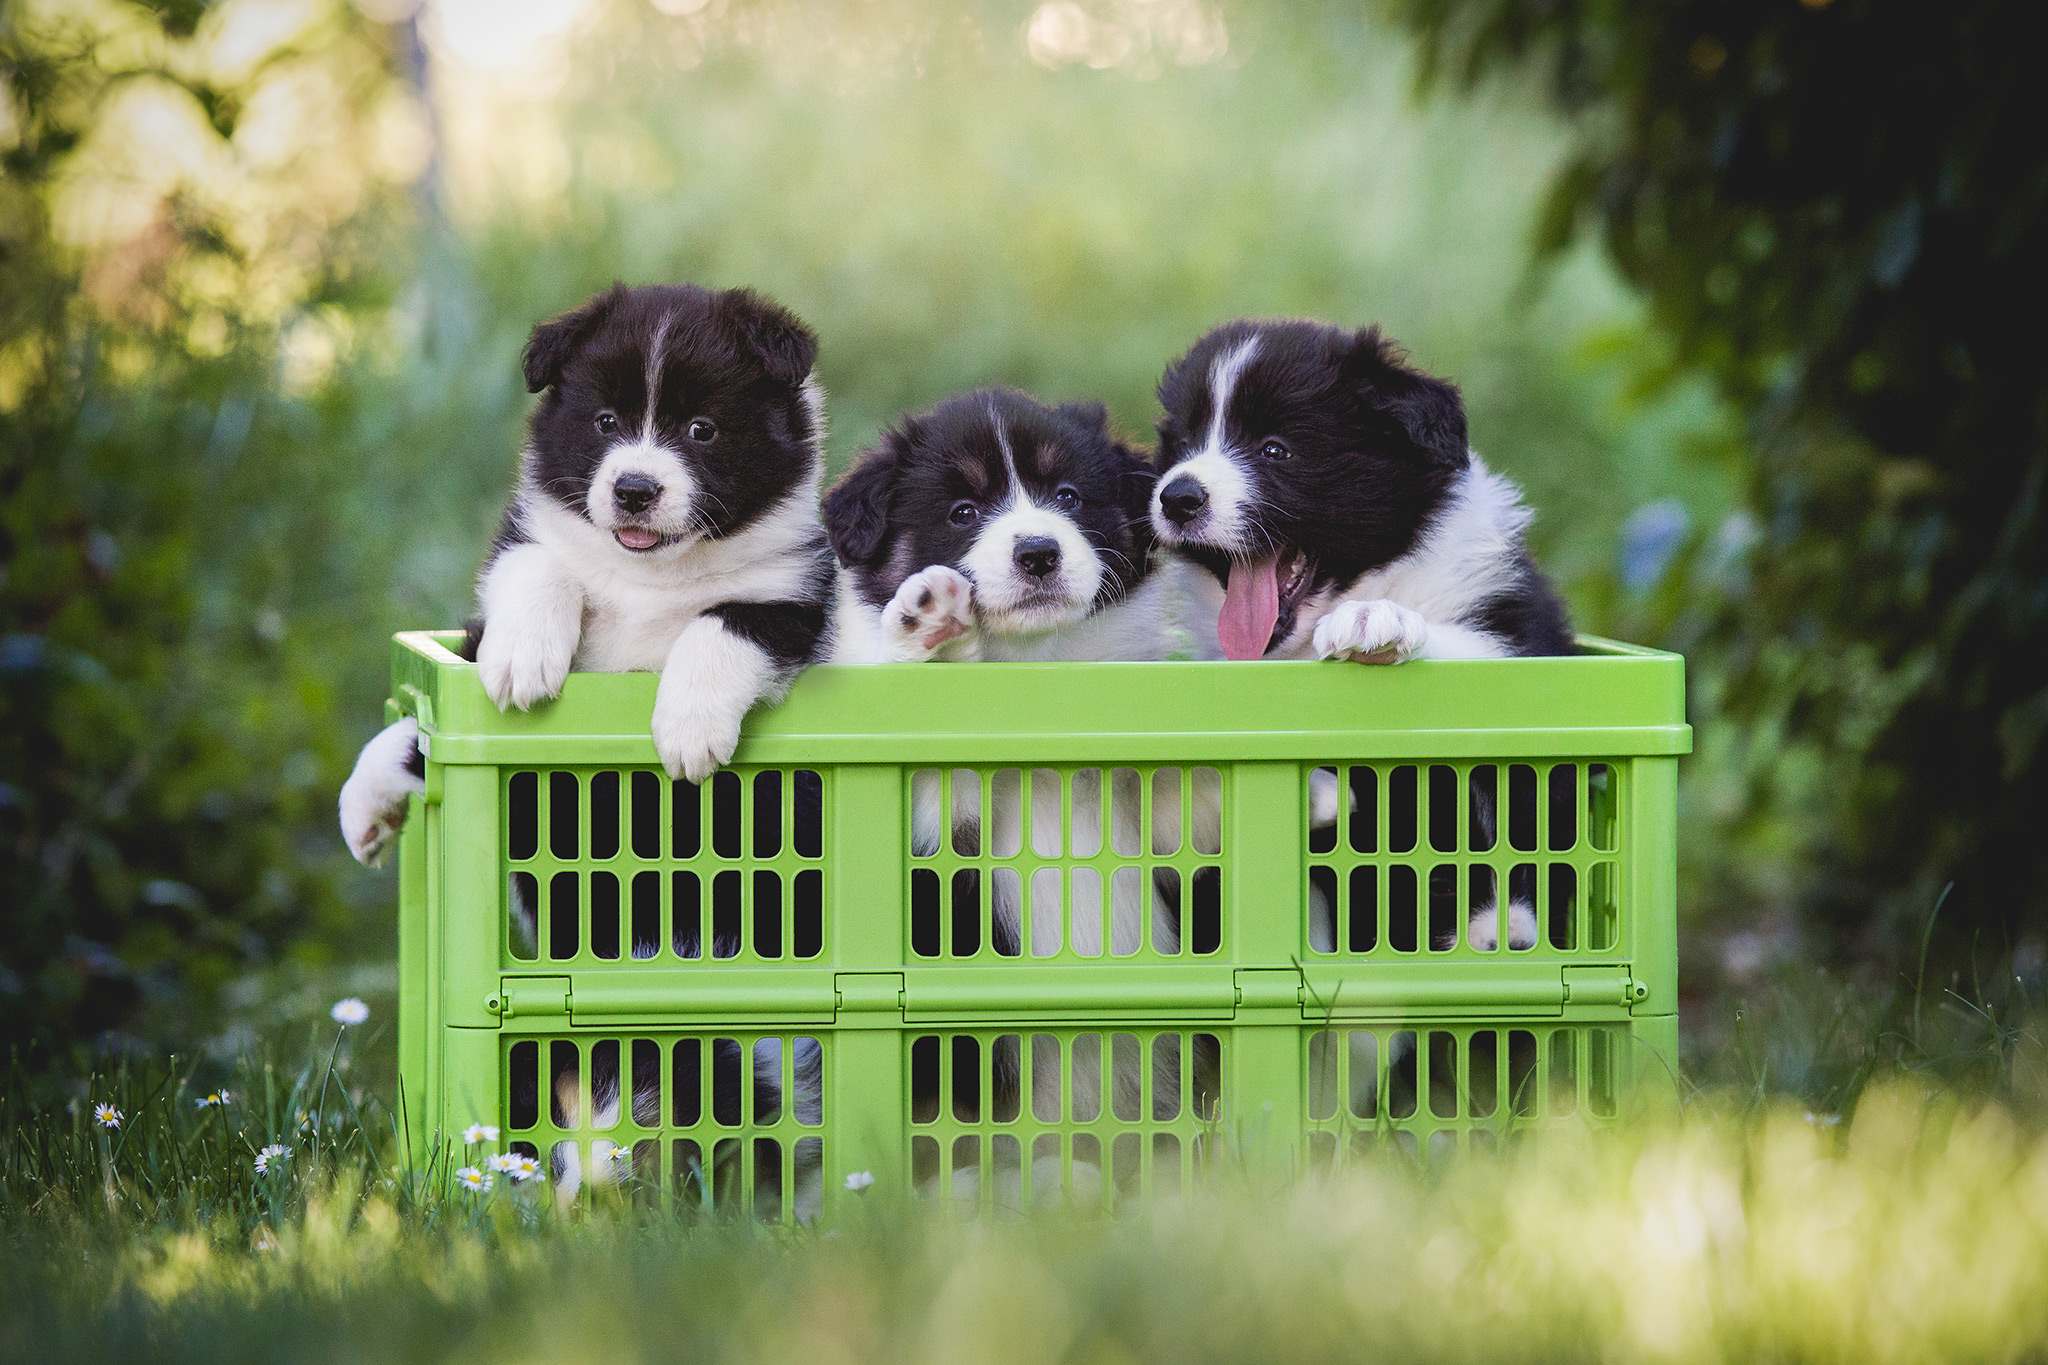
9, 0, 1752, 1071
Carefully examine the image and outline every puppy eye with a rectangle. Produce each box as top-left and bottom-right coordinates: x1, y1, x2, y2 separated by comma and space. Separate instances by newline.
687, 418, 717, 442
595, 411, 619, 435
1053, 486, 1081, 509
948, 501, 980, 526
1260, 439, 1292, 461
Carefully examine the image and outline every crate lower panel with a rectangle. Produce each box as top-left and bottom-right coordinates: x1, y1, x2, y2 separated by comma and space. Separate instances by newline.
416, 1015, 1674, 1221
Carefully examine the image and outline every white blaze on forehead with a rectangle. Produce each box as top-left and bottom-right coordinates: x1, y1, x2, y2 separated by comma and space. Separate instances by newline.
989, 399, 1022, 492
1204, 333, 1260, 458
641, 309, 676, 442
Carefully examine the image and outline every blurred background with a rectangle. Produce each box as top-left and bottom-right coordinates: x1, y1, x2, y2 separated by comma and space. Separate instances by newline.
3, 0, 2039, 1098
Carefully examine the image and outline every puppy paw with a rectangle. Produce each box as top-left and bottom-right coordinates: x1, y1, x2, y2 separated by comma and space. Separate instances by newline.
338, 718, 424, 868
884, 565, 976, 659
652, 621, 771, 785
652, 695, 745, 786
476, 612, 577, 711
1465, 897, 1540, 952
1312, 598, 1428, 665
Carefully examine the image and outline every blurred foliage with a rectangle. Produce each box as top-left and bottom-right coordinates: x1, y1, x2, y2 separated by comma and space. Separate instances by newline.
1388, 0, 2048, 971
5, 0, 1738, 1067
0, 0, 423, 1064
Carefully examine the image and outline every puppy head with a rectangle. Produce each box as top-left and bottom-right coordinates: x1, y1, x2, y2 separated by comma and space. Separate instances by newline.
520, 283, 821, 555
1150, 320, 1468, 658
825, 389, 1156, 636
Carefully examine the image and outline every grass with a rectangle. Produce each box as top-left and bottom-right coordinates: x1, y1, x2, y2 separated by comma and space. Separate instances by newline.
6, 977, 2048, 1364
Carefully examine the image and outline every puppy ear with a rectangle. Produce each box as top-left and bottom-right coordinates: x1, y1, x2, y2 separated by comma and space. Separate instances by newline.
1344, 326, 1469, 468
822, 424, 911, 567
717, 288, 819, 388
1055, 399, 1111, 435
523, 284, 626, 394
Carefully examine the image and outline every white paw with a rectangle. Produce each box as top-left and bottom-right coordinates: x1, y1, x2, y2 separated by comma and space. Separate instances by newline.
338, 718, 424, 868
1467, 897, 1540, 952
884, 565, 976, 659
473, 543, 582, 710
652, 691, 746, 786
1312, 598, 1429, 665
652, 619, 774, 785
476, 614, 577, 711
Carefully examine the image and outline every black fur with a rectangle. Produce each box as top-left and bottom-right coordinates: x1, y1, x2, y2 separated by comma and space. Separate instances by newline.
707, 545, 838, 671
823, 388, 1156, 613
1155, 320, 1574, 657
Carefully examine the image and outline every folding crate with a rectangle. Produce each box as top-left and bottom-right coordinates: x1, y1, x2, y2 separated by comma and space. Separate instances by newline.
389, 630, 1688, 1219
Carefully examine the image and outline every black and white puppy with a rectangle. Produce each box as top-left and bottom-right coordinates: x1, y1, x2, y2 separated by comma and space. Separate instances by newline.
1151, 320, 1573, 951
1151, 319, 1572, 666
339, 283, 835, 867
823, 388, 1175, 664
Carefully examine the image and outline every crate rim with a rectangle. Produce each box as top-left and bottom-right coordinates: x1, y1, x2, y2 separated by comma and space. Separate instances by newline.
387, 630, 1693, 766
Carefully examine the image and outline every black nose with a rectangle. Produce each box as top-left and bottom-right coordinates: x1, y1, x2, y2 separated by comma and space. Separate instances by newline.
613, 473, 661, 515
1159, 475, 1208, 526
1014, 535, 1062, 579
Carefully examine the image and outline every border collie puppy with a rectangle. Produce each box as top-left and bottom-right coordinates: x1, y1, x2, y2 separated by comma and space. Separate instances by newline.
820, 387, 1199, 953
1150, 319, 1574, 950
823, 387, 1174, 664
338, 282, 835, 868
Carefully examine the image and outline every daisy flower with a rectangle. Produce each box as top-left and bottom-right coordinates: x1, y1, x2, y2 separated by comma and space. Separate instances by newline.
196, 1091, 230, 1109
330, 997, 370, 1026
462, 1122, 500, 1144
93, 1103, 122, 1130
507, 1153, 543, 1184
455, 1165, 493, 1193
844, 1170, 875, 1192
253, 1143, 291, 1175
486, 1152, 519, 1175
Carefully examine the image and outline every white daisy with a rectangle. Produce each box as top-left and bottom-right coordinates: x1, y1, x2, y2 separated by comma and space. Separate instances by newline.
196, 1091, 230, 1109
330, 997, 370, 1026
462, 1123, 500, 1144
93, 1103, 122, 1130
455, 1165, 493, 1193
253, 1143, 291, 1174
844, 1170, 875, 1192
507, 1153, 542, 1184
486, 1152, 519, 1175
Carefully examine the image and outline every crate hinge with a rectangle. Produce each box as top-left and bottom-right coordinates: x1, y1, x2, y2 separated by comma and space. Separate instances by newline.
834, 973, 905, 1026
489, 975, 569, 1021
1561, 965, 1648, 1016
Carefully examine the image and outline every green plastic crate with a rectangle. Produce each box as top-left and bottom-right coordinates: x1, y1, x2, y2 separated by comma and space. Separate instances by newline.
389, 629, 1689, 1217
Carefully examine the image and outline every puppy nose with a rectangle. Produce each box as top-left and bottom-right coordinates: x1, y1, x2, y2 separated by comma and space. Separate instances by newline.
1159, 475, 1208, 525
1014, 535, 1062, 579
613, 473, 661, 515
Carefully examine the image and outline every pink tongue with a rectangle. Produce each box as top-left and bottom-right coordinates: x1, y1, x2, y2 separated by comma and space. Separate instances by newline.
615, 527, 660, 550
1219, 555, 1280, 661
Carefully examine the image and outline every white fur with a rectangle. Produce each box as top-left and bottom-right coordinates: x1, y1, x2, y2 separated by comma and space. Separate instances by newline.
513, 476, 824, 677
475, 542, 583, 709
652, 614, 780, 784
877, 565, 978, 661
1311, 598, 1430, 664
337, 717, 423, 867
